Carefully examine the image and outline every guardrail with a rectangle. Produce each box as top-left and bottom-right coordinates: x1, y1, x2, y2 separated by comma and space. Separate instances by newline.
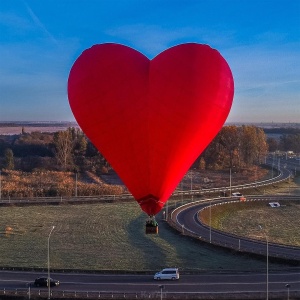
0, 288, 159, 299
0, 287, 298, 299
168, 195, 300, 262
173, 165, 292, 198
0, 193, 135, 205
0, 164, 292, 205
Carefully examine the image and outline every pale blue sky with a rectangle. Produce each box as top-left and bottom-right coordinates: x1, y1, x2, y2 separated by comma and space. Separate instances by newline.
0, 0, 299, 123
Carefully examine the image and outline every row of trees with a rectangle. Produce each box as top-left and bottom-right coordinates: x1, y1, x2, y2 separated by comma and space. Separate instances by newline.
0, 128, 107, 174
199, 125, 268, 171
0, 125, 299, 174
268, 134, 300, 153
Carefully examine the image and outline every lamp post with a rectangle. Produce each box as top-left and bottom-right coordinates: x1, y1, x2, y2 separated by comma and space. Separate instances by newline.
285, 283, 291, 300
48, 226, 55, 299
180, 180, 183, 206
272, 152, 275, 178
75, 172, 78, 197
255, 166, 257, 187
209, 200, 212, 243
190, 170, 193, 200
229, 168, 232, 197
259, 225, 268, 300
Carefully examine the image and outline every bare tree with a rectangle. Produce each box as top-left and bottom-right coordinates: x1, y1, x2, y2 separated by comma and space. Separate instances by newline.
53, 129, 74, 170
4, 148, 14, 170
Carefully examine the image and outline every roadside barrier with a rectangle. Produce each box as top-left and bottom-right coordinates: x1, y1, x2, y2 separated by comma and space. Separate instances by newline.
168, 195, 300, 262
1, 287, 299, 299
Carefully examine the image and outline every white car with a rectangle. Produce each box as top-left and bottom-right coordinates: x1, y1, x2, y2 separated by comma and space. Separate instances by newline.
232, 192, 243, 197
269, 202, 280, 208
154, 268, 179, 280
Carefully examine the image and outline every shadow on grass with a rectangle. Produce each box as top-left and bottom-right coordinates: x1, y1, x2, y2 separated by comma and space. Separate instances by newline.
127, 213, 170, 270
126, 210, 251, 272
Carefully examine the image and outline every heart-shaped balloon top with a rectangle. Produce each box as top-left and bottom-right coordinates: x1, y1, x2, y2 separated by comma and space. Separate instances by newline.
68, 43, 234, 215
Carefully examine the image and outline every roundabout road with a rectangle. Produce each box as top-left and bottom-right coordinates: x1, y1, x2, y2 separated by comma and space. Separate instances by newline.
171, 195, 300, 262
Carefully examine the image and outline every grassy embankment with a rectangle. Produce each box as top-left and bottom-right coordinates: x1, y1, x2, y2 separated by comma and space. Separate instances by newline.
200, 199, 300, 247
0, 200, 293, 272
0, 170, 298, 272
199, 174, 300, 247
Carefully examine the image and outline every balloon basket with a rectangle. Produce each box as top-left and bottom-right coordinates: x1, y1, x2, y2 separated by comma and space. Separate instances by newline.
145, 225, 159, 234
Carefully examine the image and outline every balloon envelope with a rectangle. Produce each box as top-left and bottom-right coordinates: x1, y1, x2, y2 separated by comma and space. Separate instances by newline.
68, 43, 234, 215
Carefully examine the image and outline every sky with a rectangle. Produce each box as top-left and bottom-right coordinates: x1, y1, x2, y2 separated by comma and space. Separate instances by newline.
0, 0, 299, 123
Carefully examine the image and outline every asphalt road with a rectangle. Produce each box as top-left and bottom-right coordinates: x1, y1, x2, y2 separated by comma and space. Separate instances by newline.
0, 157, 299, 298
273, 156, 300, 174
174, 196, 300, 261
0, 270, 299, 295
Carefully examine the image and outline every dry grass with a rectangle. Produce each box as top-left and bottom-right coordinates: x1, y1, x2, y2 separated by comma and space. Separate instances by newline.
0, 169, 298, 272
1, 165, 290, 198
0, 169, 124, 198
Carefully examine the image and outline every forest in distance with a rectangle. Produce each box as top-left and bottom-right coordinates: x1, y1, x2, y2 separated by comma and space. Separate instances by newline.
0, 123, 299, 198
1, 120, 300, 128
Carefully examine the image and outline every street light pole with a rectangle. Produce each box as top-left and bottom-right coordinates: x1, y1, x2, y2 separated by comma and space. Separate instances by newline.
190, 170, 193, 200
48, 226, 55, 300
209, 200, 212, 243
0, 170, 2, 200
259, 225, 268, 300
75, 172, 78, 197
266, 235, 269, 300
286, 284, 290, 300
181, 181, 183, 205
229, 168, 232, 197
272, 152, 275, 178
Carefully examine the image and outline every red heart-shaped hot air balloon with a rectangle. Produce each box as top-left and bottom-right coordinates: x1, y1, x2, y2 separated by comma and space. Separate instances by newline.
68, 43, 234, 216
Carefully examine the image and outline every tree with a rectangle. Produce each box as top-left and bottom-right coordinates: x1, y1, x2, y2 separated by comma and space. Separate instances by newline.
239, 126, 268, 166
72, 129, 88, 156
218, 126, 240, 168
203, 126, 240, 170
203, 125, 268, 170
267, 137, 279, 152
255, 127, 268, 164
198, 157, 206, 170
53, 129, 74, 170
280, 134, 300, 153
66, 128, 88, 172
13, 132, 53, 157
5, 148, 14, 170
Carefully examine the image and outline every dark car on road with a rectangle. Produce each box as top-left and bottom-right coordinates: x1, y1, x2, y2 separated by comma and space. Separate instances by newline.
34, 277, 59, 287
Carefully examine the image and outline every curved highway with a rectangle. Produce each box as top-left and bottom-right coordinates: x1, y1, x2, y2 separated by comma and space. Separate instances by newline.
171, 195, 300, 262
0, 159, 298, 298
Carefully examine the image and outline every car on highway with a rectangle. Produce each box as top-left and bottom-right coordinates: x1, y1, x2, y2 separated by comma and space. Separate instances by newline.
34, 277, 59, 287
232, 192, 243, 197
154, 268, 179, 280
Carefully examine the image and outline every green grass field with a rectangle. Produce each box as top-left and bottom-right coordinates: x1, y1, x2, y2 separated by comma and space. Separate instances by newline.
201, 200, 300, 247
0, 200, 294, 272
